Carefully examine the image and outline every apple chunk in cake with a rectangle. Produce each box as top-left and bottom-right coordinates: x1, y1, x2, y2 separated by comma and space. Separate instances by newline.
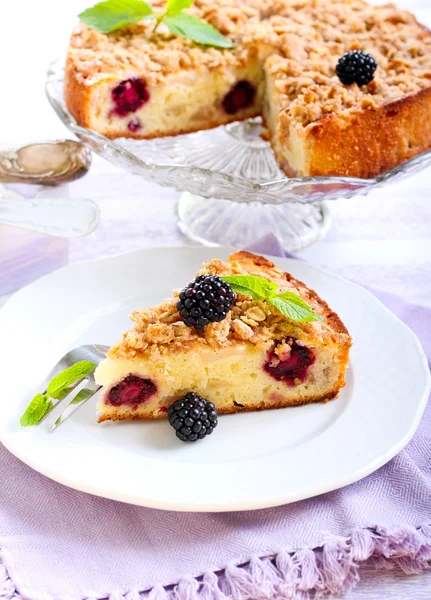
94, 251, 351, 422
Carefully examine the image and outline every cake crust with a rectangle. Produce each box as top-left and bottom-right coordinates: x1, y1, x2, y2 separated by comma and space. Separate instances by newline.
267, 87, 431, 178
304, 86, 431, 177
97, 388, 340, 422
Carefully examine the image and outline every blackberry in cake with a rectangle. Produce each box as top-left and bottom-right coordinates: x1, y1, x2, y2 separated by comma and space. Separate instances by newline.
94, 251, 351, 422
66, 0, 431, 178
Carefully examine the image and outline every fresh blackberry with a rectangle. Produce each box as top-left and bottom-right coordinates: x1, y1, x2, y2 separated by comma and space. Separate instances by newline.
168, 392, 218, 442
336, 51, 377, 86
177, 275, 235, 330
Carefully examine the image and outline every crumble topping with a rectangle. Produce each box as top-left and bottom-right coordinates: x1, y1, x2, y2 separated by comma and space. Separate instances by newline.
67, 0, 274, 87
267, 1, 431, 127
109, 254, 346, 361
68, 0, 431, 123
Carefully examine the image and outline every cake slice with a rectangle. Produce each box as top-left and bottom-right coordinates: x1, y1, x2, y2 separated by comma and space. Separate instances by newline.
94, 251, 351, 422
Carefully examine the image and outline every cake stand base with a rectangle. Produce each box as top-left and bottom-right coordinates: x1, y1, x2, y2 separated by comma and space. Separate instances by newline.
176, 193, 331, 251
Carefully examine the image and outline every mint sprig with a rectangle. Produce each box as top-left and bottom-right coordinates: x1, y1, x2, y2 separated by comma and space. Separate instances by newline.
20, 360, 96, 427
166, 0, 193, 15
47, 361, 96, 399
20, 394, 53, 427
163, 13, 235, 48
79, 0, 153, 33
221, 275, 323, 323
221, 275, 277, 301
78, 0, 235, 49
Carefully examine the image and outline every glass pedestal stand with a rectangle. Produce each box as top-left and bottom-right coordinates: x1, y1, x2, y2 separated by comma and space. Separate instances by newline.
177, 192, 330, 250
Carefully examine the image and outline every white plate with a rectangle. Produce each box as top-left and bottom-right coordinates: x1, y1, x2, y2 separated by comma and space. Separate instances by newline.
0, 247, 429, 512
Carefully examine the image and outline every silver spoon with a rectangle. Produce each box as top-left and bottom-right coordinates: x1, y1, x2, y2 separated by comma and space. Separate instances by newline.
0, 140, 91, 185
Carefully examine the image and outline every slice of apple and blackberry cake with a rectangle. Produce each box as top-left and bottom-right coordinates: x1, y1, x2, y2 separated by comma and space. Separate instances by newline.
95, 251, 351, 423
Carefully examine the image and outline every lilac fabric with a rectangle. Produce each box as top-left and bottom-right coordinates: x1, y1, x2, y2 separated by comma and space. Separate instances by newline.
1, 237, 431, 600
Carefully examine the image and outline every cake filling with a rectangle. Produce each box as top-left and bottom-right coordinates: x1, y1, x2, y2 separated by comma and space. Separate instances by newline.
111, 78, 150, 117
221, 81, 256, 115
264, 340, 315, 385
107, 375, 157, 406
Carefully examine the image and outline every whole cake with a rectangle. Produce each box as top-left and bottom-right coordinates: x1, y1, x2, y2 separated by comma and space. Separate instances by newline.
65, 0, 431, 178
94, 251, 351, 423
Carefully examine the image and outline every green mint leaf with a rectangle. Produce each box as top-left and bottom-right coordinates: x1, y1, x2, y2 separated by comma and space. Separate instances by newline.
222, 275, 278, 300
47, 361, 96, 400
268, 292, 323, 323
70, 388, 95, 405
166, 0, 193, 16
79, 0, 154, 34
164, 13, 235, 48
20, 394, 53, 427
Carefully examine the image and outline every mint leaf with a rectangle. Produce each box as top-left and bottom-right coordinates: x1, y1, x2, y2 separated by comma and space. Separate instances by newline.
20, 394, 53, 427
70, 388, 95, 405
223, 274, 322, 322
79, 0, 154, 34
269, 292, 323, 323
164, 13, 235, 48
222, 274, 277, 300
166, 0, 193, 16
47, 361, 96, 400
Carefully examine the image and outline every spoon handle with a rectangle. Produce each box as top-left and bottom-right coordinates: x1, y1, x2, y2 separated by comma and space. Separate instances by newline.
0, 197, 100, 238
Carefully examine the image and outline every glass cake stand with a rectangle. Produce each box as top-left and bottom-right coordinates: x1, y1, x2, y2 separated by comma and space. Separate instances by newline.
46, 58, 431, 251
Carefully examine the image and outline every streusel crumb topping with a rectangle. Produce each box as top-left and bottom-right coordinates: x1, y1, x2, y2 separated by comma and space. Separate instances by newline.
268, 1, 431, 126
67, 0, 278, 86
109, 255, 344, 361
68, 0, 431, 122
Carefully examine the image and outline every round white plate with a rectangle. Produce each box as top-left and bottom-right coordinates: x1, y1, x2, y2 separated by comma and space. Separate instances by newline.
0, 247, 429, 512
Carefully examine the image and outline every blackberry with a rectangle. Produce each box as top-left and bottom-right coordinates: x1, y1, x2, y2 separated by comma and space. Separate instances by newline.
222, 80, 256, 115
336, 51, 377, 87
177, 275, 235, 330
168, 392, 218, 442
111, 78, 150, 116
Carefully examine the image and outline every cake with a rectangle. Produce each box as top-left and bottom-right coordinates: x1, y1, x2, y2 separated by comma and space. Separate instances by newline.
94, 251, 351, 423
65, 0, 431, 178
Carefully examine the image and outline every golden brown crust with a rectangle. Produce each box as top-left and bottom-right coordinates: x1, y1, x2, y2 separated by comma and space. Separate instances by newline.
65, 57, 92, 129
98, 388, 341, 422
304, 86, 431, 177
97, 111, 260, 139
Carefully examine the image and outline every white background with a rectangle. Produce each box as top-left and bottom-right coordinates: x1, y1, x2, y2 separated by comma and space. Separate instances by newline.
1, 0, 431, 597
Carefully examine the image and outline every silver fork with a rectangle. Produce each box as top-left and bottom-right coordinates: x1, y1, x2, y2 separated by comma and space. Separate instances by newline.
37, 344, 109, 432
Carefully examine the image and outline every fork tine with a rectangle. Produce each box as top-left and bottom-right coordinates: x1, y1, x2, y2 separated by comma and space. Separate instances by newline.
29, 344, 108, 428
37, 377, 87, 425
49, 376, 102, 432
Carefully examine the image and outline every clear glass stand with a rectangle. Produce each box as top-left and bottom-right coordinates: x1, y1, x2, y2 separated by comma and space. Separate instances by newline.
177, 193, 330, 250
175, 120, 330, 249
46, 57, 431, 252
